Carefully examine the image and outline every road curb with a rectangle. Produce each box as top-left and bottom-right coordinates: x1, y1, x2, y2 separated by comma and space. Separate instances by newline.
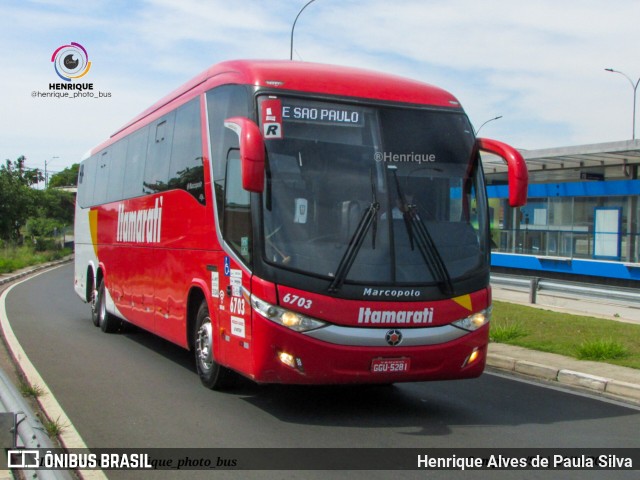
558, 369, 607, 392
487, 353, 640, 404
605, 380, 640, 402
0, 259, 108, 480
514, 360, 559, 381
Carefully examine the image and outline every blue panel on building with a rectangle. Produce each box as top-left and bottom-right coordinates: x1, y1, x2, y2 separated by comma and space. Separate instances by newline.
491, 253, 640, 281
487, 179, 640, 199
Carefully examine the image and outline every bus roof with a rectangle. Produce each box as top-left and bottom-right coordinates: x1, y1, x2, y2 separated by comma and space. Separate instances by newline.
112, 60, 462, 140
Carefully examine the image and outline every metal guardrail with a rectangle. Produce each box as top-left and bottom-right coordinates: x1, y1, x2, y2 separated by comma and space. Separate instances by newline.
490, 273, 640, 305
0, 368, 73, 480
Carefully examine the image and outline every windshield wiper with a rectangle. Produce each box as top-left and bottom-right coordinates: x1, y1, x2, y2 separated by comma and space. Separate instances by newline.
328, 171, 380, 293
408, 204, 454, 295
389, 166, 454, 295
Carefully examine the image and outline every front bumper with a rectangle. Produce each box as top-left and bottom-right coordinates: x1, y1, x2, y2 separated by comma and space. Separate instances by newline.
249, 314, 489, 384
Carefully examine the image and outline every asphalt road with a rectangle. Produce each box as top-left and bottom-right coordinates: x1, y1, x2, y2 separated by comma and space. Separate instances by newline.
4, 264, 640, 479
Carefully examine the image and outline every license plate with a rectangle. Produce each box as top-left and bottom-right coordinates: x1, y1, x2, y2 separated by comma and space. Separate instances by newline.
371, 357, 410, 374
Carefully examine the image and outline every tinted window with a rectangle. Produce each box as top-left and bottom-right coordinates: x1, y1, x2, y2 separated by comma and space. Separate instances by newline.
106, 138, 127, 203
169, 98, 205, 203
92, 150, 110, 205
80, 98, 206, 206
206, 85, 250, 220
144, 111, 175, 194
78, 156, 97, 207
122, 126, 149, 199
224, 152, 251, 262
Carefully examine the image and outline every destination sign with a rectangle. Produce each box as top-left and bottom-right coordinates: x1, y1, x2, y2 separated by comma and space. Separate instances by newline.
281, 100, 364, 127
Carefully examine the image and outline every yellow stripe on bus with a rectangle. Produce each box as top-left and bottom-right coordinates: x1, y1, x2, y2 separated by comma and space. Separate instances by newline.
89, 209, 98, 257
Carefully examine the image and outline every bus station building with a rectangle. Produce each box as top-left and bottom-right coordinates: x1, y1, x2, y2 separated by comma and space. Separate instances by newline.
483, 139, 640, 284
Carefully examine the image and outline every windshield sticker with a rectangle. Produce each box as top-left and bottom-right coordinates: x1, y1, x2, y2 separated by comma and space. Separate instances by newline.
261, 98, 283, 139
282, 99, 364, 127
293, 198, 308, 224
240, 236, 249, 257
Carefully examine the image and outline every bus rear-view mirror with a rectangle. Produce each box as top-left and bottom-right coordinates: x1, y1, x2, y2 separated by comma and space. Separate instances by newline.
477, 137, 528, 207
224, 117, 265, 193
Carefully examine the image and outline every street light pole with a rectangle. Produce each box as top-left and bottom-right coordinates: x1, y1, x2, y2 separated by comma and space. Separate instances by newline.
290, 0, 317, 61
475, 115, 503, 136
605, 68, 640, 140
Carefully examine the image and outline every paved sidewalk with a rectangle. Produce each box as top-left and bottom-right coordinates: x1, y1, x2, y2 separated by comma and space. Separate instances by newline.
492, 283, 640, 325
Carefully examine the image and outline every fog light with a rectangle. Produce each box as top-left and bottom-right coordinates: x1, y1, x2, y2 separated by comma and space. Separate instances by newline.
468, 348, 480, 364
462, 347, 480, 368
278, 351, 296, 368
278, 351, 304, 372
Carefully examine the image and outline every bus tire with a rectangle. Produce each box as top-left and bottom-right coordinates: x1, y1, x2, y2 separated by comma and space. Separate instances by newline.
90, 277, 99, 327
97, 279, 122, 333
194, 300, 233, 390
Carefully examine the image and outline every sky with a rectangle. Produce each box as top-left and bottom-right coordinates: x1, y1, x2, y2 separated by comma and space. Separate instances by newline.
1, 0, 639, 176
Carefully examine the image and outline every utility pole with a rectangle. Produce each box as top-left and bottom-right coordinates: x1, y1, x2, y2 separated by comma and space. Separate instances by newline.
45, 156, 59, 188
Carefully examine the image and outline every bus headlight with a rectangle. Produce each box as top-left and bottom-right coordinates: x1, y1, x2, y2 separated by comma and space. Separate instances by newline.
250, 295, 327, 332
452, 307, 492, 332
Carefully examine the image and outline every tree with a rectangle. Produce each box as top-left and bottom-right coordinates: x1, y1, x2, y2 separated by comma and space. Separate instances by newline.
36, 189, 75, 225
0, 156, 42, 241
48, 163, 79, 188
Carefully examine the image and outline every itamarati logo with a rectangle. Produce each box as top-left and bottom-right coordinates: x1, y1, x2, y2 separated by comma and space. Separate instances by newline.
51, 42, 91, 81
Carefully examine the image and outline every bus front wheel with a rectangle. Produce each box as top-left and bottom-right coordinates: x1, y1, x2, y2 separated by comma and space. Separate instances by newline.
194, 301, 233, 390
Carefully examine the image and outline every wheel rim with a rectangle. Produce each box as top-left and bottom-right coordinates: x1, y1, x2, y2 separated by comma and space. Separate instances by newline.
90, 288, 98, 316
196, 316, 213, 373
99, 286, 106, 325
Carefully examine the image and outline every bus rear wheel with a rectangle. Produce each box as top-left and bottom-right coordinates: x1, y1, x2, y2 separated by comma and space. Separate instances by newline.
96, 279, 122, 333
194, 301, 233, 390
90, 280, 99, 327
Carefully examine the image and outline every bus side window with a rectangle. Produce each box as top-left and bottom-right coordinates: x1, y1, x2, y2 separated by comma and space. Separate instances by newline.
123, 126, 149, 199
168, 98, 205, 204
206, 86, 250, 219
78, 155, 97, 207
106, 138, 127, 203
92, 150, 110, 205
206, 85, 251, 264
223, 150, 251, 262
143, 111, 175, 194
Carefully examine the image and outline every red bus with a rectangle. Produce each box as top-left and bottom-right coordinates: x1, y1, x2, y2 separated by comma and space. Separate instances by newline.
74, 60, 527, 389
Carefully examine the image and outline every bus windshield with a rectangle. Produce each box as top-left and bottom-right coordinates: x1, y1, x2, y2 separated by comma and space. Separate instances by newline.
259, 95, 487, 287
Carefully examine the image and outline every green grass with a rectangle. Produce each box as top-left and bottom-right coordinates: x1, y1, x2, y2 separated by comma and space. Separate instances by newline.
19, 380, 46, 399
38, 414, 67, 438
0, 245, 71, 274
576, 339, 629, 361
489, 320, 528, 343
491, 300, 640, 369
